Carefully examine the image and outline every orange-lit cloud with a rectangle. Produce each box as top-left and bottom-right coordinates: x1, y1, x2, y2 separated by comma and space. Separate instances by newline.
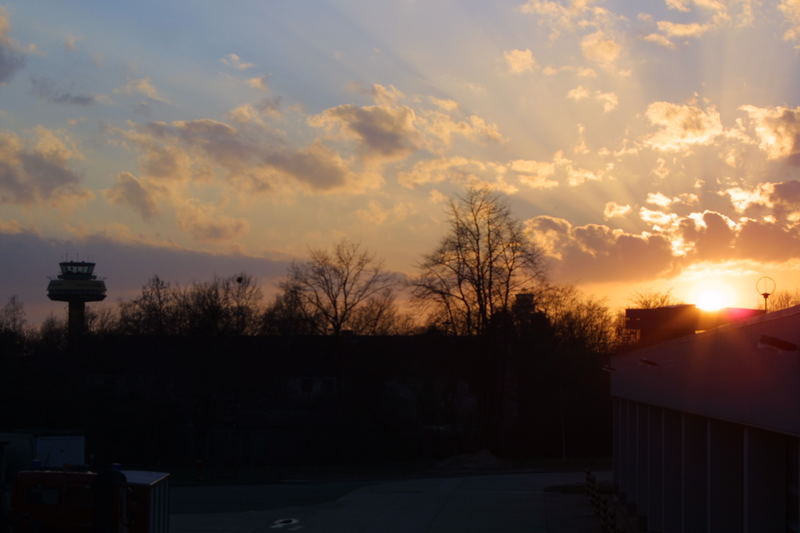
645, 101, 723, 151
176, 200, 250, 242
526, 215, 676, 282
504, 48, 537, 73
114, 77, 168, 103
105, 172, 160, 219
581, 31, 621, 67
0, 127, 87, 205
567, 86, 618, 112
740, 104, 800, 161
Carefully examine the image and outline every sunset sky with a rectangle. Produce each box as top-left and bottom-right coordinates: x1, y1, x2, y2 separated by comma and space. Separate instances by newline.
3, 0, 800, 322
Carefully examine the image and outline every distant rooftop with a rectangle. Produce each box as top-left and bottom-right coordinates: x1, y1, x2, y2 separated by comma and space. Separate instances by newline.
625, 304, 764, 347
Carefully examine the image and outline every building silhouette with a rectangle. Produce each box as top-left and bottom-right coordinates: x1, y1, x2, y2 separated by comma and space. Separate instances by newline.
47, 261, 106, 337
613, 304, 799, 532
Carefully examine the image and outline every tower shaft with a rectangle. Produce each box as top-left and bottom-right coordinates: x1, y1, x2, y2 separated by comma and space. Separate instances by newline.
68, 300, 87, 338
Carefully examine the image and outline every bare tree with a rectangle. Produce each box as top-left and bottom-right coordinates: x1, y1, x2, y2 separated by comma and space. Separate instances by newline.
118, 273, 263, 336
281, 240, 398, 335
413, 188, 546, 335
261, 283, 323, 335
767, 289, 800, 311
538, 284, 616, 353
118, 276, 179, 335
629, 288, 679, 309
0, 295, 25, 334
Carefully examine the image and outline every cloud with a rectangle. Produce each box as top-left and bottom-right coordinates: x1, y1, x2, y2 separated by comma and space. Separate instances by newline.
396, 152, 599, 191
246, 75, 270, 91
734, 218, 800, 262
419, 111, 505, 147
503, 48, 536, 74
740, 104, 800, 161
779, 0, 800, 42
0, 127, 87, 204
542, 64, 598, 77
645, 101, 723, 151
430, 97, 459, 112
678, 210, 737, 260
371, 83, 405, 106
309, 88, 503, 161
723, 183, 774, 213
115, 77, 168, 103
666, 0, 754, 25
64, 34, 81, 51
310, 104, 419, 161
656, 20, 711, 37
397, 157, 515, 192
567, 85, 618, 112
510, 159, 559, 189
525, 215, 676, 282
603, 201, 631, 219
0, 7, 26, 84
644, 33, 676, 48
518, 0, 604, 38
105, 172, 159, 219
581, 31, 621, 66
228, 97, 282, 124
176, 201, 249, 242
355, 199, 413, 225
116, 118, 367, 192
646, 192, 674, 207
527, 182, 800, 282
220, 53, 254, 70
29, 76, 98, 105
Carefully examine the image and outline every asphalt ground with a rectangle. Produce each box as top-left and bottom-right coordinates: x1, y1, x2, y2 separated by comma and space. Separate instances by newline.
170, 470, 611, 532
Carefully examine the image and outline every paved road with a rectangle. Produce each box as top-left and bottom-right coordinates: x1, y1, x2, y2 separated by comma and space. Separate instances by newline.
171, 471, 609, 532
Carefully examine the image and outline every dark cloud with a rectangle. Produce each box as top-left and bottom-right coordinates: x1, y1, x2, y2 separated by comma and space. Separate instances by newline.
772, 181, 800, 204
105, 172, 158, 219
119, 119, 361, 191
267, 141, 352, 190
0, 129, 84, 204
310, 104, 419, 160
176, 202, 249, 242
0, 41, 24, 84
527, 216, 676, 283
734, 219, 800, 263
0, 9, 25, 85
30, 76, 97, 105
680, 211, 736, 261
0, 230, 292, 324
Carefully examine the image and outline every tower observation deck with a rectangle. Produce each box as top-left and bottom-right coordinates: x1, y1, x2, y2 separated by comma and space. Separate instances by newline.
47, 261, 106, 337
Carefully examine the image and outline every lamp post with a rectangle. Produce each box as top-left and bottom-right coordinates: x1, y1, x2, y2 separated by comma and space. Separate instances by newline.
756, 277, 776, 313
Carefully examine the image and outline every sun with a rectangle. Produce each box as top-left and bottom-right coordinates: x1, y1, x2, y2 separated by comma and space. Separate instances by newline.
695, 289, 732, 311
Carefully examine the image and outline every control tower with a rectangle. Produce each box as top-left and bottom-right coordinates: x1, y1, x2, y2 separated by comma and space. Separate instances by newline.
47, 261, 107, 337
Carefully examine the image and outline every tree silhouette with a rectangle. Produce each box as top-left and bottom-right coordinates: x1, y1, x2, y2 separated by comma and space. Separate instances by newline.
629, 288, 679, 309
413, 188, 545, 335
279, 240, 398, 335
118, 273, 263, 336
766, 289, 800, 311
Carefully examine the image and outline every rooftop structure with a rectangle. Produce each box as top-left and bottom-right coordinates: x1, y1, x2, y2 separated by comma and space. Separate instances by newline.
47, 261, 106, 337
612, 305, 800, 532
625, 304, 763, 346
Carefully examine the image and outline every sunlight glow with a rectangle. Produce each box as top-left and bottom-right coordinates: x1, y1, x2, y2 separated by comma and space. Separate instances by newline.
695, 289, 732, 311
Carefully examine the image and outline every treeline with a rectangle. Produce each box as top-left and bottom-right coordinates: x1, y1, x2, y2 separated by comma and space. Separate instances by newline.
0, 188, 621, 353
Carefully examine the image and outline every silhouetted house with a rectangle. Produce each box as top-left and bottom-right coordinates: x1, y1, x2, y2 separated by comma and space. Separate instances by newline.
613, 304, 800, 532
